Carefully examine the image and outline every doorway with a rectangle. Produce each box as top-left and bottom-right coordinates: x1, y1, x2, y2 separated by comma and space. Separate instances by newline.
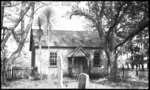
73, 56, 88, 77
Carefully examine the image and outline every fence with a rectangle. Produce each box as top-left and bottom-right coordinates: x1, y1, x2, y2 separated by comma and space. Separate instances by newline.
6, 67, 33, 81
118, 68, 149, 79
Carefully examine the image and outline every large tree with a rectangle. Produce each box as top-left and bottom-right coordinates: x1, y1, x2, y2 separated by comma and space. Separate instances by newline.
1, 1, 35, 85
1, 1, 53, 85
67, 1, 149, 81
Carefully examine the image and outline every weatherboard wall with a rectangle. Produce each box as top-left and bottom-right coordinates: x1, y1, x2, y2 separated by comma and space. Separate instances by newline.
34, 47, 108, 78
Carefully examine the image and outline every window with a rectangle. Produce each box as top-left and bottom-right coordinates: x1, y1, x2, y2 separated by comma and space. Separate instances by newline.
93, 51, 101, 67
49, 52, 57, 66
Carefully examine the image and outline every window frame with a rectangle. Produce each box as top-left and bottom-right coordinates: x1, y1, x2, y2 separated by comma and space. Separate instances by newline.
49, 52, 57, 67
93, 51, 102, 67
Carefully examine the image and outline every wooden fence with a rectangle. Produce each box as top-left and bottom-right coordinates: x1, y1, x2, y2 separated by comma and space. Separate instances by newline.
6, 67, 33, 81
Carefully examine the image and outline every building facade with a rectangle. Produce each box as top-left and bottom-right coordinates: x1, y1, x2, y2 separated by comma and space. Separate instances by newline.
29, 29, 108, 78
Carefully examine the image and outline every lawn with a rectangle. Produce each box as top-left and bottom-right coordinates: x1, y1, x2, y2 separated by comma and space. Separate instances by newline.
1, 76, 149, 89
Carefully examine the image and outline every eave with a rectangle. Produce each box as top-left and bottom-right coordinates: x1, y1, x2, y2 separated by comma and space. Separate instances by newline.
34, 46, 104, 50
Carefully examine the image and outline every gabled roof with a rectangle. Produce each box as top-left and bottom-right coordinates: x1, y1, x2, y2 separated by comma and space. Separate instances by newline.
68, 46, 90, 57
31, 29, 102, 47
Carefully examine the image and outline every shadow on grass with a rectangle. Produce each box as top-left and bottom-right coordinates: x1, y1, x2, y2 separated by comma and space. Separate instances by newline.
91, 78, 148, 89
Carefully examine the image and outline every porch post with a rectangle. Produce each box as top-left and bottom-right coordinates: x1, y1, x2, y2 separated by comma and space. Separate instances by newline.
31, 47, 35, 76
72, 57, 74, 77
72, 57, 74, 68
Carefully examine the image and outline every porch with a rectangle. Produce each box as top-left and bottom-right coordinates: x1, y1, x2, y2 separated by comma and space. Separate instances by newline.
67, 46, 90, 78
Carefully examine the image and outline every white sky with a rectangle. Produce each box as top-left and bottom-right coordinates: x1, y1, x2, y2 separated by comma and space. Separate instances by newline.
4, 2, 88, 58
4, 2, 134, 66
32, 2, 87, 31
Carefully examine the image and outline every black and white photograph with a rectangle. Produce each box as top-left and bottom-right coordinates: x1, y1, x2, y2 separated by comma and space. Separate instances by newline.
1, 1, 149, 89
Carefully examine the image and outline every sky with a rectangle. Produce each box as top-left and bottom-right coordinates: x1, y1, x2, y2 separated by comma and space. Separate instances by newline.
4, 2, 88, 58
3, 2, 88, 31
32, 2, 88, 31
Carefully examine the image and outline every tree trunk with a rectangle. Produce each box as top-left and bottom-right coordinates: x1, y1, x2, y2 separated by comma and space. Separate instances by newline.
1, 58, 7, 86
131, 63, 134, 69
141, 64, 144, 71
126, 63, 129, 70
1, 1, 5, 29
107, 29, 118, 81
136, 64, 138, 76
5, 1, 35, 72
1, 2, 31, 85
139, 64, 141, 70
108, 52, 118, 81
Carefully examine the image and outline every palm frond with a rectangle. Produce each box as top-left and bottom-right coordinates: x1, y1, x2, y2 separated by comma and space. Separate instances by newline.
35, 16, 45, 41
41, 7, 55, 23
35, 16, 45, 28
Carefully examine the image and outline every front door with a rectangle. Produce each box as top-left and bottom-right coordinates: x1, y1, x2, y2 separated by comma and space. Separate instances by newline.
73, 57, 88, 77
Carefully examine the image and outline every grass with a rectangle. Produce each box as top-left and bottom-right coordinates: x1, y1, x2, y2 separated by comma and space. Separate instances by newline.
1, 76, 149, 89
91, 78, 148, 89
2, 70, 149, 89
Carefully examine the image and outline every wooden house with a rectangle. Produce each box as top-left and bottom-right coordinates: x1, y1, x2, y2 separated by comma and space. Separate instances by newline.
29, 29, 108, 78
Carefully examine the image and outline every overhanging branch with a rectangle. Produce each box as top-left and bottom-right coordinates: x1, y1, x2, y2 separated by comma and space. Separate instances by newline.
106, 2, 127, 43
70, 9, 96, 24
115, 20, 149, 50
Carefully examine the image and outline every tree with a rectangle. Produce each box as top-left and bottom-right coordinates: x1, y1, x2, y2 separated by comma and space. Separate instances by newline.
125, 28, 149, 70
1, 2, 32, 50
1, 1, 35, 85
67, 1, 149, 81
34, 16, 44, 75
39, 7, 55, 78
1, 1, 54, 83
1, 1, 54, 85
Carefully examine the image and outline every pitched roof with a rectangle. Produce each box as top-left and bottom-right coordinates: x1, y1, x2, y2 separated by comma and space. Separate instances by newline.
68, 46, 90, 57
32, 29, 102, 47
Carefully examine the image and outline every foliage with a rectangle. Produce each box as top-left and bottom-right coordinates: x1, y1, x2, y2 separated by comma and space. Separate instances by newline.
41, 7, 55, 34
65, 1, 149, 81
34, 16, 45, 42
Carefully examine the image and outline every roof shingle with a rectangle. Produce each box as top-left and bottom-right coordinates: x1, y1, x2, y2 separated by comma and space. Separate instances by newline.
32, 29, 102, 47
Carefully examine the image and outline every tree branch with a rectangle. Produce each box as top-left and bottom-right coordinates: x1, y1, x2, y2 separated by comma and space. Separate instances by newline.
99, 1, 105, 18
4, 2, 21, 7
115, 20, 149, 50
107, 2, 127, 37
105, 2, 131, 48
70, 9, 96, 24
1, 2, 33, 50
34, 2, 52, 14
116, 23, 136, 32
95, 1, 105, 40
6, 2, 35, 69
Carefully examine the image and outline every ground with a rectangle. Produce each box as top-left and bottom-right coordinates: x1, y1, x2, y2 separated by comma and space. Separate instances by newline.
1, 76, 149, 89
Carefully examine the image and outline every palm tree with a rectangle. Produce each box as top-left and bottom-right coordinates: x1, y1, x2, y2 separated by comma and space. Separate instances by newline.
41, 7, 55, 35
41, 7, 55, 79
34, 16, 44, 76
